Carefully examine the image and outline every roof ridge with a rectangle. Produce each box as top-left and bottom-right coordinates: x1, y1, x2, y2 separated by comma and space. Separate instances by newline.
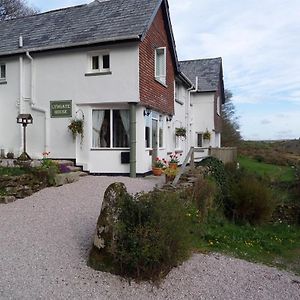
180, 57, 222, 62
0, 3, 87, 24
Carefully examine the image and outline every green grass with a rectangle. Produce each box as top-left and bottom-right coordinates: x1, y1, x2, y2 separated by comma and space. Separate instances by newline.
239, 156, 295, 182
0, 167, 28, 176
193, 221, 300, 275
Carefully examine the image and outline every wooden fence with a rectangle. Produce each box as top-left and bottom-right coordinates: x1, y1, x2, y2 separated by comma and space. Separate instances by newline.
209, 147, 237, 164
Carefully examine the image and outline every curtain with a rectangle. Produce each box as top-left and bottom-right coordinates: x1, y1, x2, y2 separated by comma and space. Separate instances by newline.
92, 110, 104, 148
120, 110, 130, 144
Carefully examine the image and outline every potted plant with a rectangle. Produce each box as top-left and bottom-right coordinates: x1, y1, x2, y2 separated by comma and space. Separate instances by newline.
68, 118, 84, 143
175, 127, 187, 138
203, 129, 211, 141
168, 152, 182, 169
164, 167, 178, 183
152, 157, 166, 176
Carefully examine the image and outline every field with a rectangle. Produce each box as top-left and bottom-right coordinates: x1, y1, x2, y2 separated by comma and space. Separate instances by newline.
239, 156, 295, 182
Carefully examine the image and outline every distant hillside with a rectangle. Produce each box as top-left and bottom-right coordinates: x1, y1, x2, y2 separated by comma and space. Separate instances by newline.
239, 139, 300, 166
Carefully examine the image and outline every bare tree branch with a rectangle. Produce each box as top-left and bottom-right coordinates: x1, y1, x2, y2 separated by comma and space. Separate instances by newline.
0, 0, 39, 21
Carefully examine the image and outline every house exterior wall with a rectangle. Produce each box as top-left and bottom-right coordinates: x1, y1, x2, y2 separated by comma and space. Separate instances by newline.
0, 43, 140, 160
139, 7, 175, 115
214, 82, 223, 134
191, 92, 221, 149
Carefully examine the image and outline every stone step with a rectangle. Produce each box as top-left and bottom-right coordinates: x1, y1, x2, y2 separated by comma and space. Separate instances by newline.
67, 166, 82, 172
54, 160, 75, 167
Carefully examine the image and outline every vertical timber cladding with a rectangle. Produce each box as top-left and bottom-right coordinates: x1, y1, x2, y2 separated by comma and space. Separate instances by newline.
50, 100, 72, 118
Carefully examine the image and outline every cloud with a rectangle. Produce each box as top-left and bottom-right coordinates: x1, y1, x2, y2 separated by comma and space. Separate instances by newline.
261, 119, 271, 125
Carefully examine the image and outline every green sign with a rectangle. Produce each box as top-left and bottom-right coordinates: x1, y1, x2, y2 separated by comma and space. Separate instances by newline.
50, 100, 72, 118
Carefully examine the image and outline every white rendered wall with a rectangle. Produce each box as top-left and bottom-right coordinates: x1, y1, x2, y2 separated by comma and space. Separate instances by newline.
0, 58, 21, 156
0, 43, 140, 160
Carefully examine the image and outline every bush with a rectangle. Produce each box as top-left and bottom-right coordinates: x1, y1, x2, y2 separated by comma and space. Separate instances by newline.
192, 176, 220, 222
230, 177, 276, 225
98, 190, 191, 281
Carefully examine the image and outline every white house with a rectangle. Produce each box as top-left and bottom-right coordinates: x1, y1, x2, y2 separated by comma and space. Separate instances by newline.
0, 0, 225, 176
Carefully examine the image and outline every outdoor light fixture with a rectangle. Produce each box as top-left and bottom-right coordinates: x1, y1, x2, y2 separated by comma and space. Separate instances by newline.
166, 115, 173, 122
143, 108, 151, 116
17, 114, 33, 160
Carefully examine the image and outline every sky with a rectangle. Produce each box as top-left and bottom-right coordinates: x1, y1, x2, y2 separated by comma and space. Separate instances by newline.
28, 0, 300, 140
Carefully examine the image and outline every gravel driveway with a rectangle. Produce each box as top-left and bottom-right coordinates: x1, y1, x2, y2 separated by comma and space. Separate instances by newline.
0, 176, 299, 300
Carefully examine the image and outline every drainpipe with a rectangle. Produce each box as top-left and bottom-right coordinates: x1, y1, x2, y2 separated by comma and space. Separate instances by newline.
19, 55, 24, 154
26, 51, 49, 153
129, 103, 137, 178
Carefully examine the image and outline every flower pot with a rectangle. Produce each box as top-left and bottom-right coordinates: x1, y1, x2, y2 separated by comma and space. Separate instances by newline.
152, 167, 163, 176
169, 162, 178, 170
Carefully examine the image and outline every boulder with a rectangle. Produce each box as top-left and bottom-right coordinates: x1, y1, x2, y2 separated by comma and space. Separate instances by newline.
93, 182, 128, 253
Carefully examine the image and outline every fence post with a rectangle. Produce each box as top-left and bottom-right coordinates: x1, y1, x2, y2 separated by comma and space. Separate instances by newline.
190, 147, 195, 169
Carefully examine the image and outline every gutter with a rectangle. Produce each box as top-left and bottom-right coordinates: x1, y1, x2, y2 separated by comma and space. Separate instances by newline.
0, 35, 141, 57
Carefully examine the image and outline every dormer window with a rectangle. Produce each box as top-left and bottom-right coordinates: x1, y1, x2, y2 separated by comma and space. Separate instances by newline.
86, 51, 111, 76
155, 47, 166, 85
0, 63, 6, 82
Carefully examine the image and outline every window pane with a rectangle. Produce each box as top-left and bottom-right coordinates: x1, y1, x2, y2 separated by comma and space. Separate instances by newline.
103, 54, 110, 69
197, 134, 203, 147
145, 114, 151, 148
92, 110, 110, 147
155, 48, 166, 83
159, 116, 163, 148
92, 56, 99, 70
113, 110, 130, 147
0, 65, 6, 79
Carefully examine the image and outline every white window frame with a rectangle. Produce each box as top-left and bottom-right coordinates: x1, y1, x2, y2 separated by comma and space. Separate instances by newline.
0, 63, 6, 82
155, 47, 166, 85
158, 115, 165, 149
91, 109, 130, 149
217, 96, 220, 115
197, 133, 203, 148
88, 51, 110, 74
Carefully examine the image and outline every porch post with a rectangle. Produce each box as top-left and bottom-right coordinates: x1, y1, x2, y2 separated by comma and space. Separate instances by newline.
129, 103, 137, 178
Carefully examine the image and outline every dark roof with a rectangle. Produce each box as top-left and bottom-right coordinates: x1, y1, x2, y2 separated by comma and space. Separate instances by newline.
180, 58, 223, 92
0, 0, 162, 56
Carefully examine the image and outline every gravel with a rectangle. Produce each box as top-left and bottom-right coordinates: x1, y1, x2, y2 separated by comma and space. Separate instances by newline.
0, 176, 299, 300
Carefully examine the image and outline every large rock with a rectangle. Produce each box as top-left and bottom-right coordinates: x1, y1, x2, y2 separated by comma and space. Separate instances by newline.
93, 182, 128, 253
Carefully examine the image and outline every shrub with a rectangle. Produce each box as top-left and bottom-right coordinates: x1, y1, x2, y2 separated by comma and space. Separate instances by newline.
192, 176, 220, 222
230, 177, 276, 225
99, 190, 191, 281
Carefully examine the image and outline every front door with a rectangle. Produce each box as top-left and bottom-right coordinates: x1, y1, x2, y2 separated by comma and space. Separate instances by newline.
152, 119, 158, 165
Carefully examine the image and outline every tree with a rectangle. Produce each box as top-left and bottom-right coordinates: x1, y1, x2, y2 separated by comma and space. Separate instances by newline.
0, 0, 38, 21
221, 89, 242, 146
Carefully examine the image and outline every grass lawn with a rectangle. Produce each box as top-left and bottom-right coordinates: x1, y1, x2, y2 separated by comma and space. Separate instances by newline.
192, 221, 300, 275
238, 156, 295, 182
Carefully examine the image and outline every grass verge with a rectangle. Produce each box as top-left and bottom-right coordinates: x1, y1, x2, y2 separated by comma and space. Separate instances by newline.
193, 220, 300, 275
238, 156, 295, 182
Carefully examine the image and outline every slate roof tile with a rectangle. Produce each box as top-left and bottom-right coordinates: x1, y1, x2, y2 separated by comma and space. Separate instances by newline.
0, 0, 161, 56
180, 58, 222, 92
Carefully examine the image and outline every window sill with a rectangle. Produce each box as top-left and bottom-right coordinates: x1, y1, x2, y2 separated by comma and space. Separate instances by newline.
155, 78, 168, 88
85, 71, 112, 77
91, 148, 129, 151
175, 98, 184, 105
0, 80, 7, 85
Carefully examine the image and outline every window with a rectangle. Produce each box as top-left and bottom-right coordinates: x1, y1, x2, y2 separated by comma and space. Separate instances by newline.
217, 96, 220, 115
90, 53, 110, 73
159, 115, 164, 148
145, 114, 151, 148
197, 133, 203, 147
175, 82, 179, 101
92, 109, 129, 148
155, 47, 166, 85
0, 64, 6, 81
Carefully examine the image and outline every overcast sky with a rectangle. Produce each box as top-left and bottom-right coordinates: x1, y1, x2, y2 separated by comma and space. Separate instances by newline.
28, 0, 300, 140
